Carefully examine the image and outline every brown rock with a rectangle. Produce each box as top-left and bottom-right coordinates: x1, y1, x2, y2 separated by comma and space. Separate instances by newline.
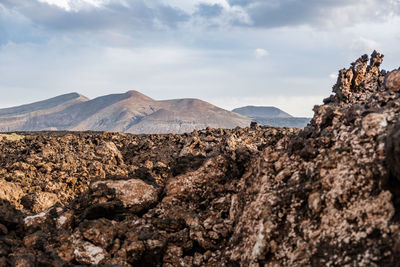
386, 121, 400, 181
0, 180, 24, 207
334, 68, 353, 101
352, 54, 368, 87
362, 113, 387, 137
385, 70, 400, 92
308, 192, 322, 212
73, 240, 106, 265
24, 192, 59, 213
80, 219, 116, 249
23, 211, 49, 228
91, 179, 158, 213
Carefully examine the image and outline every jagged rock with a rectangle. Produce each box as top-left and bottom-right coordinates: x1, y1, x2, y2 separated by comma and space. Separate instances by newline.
369, 50, 384, 75
334, 67, 354, 101
352, 54, 368, 87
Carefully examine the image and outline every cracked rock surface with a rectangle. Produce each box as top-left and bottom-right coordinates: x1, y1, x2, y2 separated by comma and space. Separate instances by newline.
1, 52, 400, 266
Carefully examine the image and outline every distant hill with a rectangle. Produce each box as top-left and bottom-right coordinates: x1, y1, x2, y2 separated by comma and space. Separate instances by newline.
232, 106, 292, 118
0, 91, 250, 134
232, 105, 310, 128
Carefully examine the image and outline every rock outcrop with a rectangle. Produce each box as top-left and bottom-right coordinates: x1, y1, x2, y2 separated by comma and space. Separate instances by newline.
0, 52, 399, 266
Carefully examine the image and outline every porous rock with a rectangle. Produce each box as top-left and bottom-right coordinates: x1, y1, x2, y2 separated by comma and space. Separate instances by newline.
91, 179, 158, 213
385, 70, 400, 92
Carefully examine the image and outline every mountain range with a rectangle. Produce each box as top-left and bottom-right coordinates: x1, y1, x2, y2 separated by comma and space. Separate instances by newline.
0, 91, 251, 134
232, 106, 311, 128
0, 91, 310, 133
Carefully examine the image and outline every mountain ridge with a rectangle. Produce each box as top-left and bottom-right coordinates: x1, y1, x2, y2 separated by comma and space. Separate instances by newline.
0, 91, 251, 134
232, 105, 293, 118
233, 105, 311, 128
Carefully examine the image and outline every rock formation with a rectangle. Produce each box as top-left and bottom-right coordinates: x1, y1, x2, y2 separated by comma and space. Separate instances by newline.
0, 51, 399, 266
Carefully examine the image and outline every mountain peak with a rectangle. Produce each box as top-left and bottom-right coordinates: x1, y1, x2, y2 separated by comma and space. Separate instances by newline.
67, 92, 89, 100
125, 90, 154, 101
232, 106, 292, 118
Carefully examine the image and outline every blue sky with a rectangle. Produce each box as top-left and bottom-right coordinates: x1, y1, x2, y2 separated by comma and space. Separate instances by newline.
0, 0, 399, 116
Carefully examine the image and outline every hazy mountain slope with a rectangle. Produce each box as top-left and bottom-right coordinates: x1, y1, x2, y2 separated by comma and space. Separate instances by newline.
0, 90, 250, 134
249, 117, 311, 128
232, 105, 311, 128
71, 91, 158, 132
232, 105, 292, 118
0, 93, 88, 117
0, 93, 89, 132
128, 99, 250, 134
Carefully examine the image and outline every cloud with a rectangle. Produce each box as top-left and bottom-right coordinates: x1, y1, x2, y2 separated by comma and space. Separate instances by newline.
1, 0, 398, 40
0, 0, 190, 36
195, 3, 223, 18
229, 0, 400, 29
37, 0, 128, 11
351, 37, 381, 53
329, 73, 338, 80
254, 48, 269, 59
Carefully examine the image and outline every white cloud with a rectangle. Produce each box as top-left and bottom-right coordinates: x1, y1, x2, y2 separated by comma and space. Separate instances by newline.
351, 36, 381, 53
37, 0, 71, 11
329, 73, 337, 80
254, 48, 269, 59
36, 0, 116, 11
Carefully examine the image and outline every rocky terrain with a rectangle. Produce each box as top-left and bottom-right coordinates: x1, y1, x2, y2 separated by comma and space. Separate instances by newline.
0, 91, 250, 134
233, 106, 311, 128
0, 51, 400, 266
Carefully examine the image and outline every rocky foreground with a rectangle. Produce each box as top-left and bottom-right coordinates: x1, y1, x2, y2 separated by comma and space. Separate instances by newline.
0, 52, 400, 266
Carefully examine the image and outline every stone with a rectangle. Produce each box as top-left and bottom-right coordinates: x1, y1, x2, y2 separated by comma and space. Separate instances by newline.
362, 113, 387, 137
91, 179, 158, 213
23, 211, 49, 228
308, 192, 322, 212
31, 192, 59, 213
0, 180, 24, 207
385, 70, 400, 92
386, 121, 400, 181
73, 240, 106, 265
352, 54, 368, 87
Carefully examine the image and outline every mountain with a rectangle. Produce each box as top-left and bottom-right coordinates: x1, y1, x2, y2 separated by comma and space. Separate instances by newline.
232, 105, 311, 128
0, 91, 250, 134
232, 106, 292, 118
0, 93, 89, 132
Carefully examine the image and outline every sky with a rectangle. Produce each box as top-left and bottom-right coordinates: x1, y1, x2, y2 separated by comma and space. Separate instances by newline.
0, 0, 399, 117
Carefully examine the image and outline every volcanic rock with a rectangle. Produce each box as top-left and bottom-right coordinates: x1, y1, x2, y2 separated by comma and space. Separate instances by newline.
91, 179, 158, 213
385, 70, 400, 92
